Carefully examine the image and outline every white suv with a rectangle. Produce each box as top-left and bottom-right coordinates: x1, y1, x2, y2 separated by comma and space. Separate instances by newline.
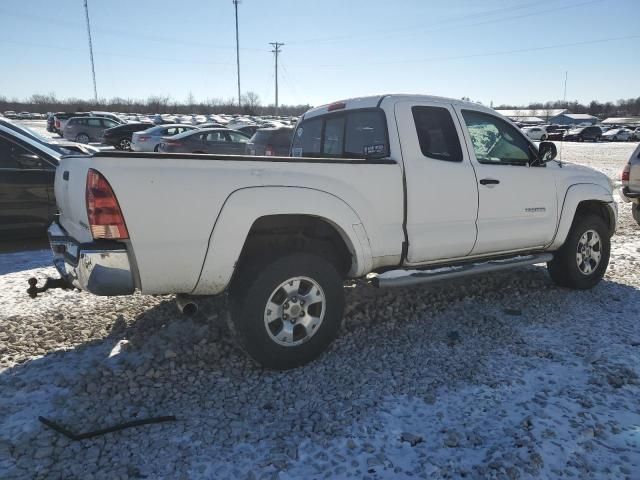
522, 126, 548, 141
621, 143, 640, 225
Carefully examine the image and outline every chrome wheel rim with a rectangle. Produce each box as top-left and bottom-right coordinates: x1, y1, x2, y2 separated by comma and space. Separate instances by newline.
263, 276, 326, 347
119, 139, 131, 150
576, 229, 602, 275
77, 135, 89, 143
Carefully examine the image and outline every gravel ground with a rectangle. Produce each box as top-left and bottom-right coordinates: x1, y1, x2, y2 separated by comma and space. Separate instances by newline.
1, 142, 639, 479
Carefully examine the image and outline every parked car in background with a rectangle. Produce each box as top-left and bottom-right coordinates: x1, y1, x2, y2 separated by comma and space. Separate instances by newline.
0, 118, 98, 156
158, 128, 250, 154
544, 125, 566, 141
63, 116, 121, 143
46, 113, 59, 132
521, 126, 548, 141
102, 122, 153, 150
53, 112, 91, 136
236, 125, 260, 137
631, 127, 640, 141
3, 111, 18, 119
246, 126, 294, 156
0, 123, 60, 236
131, 124, 197, 152
602, 128, 633, 142
562, 126, 602, 142
621, 142, 640, 226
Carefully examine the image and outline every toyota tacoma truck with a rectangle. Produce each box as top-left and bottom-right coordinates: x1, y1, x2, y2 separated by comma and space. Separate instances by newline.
40, 95, 617, 369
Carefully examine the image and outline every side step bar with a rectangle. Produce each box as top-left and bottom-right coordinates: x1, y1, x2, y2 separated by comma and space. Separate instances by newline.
371, 253, 553, 288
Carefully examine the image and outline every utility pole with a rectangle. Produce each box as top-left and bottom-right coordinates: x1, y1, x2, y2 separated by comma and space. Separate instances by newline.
83, 0, 98, 102
269, 42, 284, 114
233, 0, 241, 109
563, 71, 568, 107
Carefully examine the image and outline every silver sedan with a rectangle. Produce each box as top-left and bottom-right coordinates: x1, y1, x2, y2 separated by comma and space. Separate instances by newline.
130, 124, 197, 152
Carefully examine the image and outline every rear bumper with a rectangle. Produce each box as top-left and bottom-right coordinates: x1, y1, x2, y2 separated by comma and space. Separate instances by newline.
620, 186, 640, 203
48, 222, 135, 296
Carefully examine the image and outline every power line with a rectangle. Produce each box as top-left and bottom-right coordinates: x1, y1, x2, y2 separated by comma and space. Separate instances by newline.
233, 0, 241, 108
83, 0, 97, 101
269, 42, 284, 114
288, 34, 640, 69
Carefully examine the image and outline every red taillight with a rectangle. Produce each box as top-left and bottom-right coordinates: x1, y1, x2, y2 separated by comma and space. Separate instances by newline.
327, 101, 346, 111
622, 164, 630, 185
55, 120, 60, 128
137, 135, 150, 142
265, 144, 275, 156
86, 168, 129, 239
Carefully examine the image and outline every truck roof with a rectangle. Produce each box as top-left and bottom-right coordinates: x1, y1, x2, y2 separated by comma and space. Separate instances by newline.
301, 94, 486, 120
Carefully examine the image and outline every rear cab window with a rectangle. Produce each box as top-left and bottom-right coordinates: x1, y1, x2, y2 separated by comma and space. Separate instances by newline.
292, 109, 388, 158
411, 106, 463, 162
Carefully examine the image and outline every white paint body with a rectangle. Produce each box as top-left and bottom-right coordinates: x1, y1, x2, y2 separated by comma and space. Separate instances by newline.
54, 94, 616, 296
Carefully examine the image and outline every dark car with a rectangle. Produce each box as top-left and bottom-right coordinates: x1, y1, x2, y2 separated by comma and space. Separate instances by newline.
158, 128, 250, 154
562, 126, 602, 142
544, 124, 566, 141
245, 127, 294, 156
0, 126, 59, 236
103, 122, 153, 150
47, 112, 61, 133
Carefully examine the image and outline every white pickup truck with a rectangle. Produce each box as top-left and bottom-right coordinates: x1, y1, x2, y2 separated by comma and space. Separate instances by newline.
40, 94, 617, 369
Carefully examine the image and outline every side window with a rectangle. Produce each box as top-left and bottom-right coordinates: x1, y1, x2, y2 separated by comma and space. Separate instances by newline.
461, 110, 533, 166
323, 117, 345, 155
344, 111, 387, 158
0, 136, 50, 170
291, 118, 322, 157
87, 118, 102, 127
102, 119, 117, 128
227, 131, 249, 143
411, 106, 463, 162
0, 137, 20, 168
165, 127, 178, 136
206, 131, 226, 142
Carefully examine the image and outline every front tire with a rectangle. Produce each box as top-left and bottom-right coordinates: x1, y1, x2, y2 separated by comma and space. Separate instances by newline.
547, 214, 610, 289
229, 253, 345, 370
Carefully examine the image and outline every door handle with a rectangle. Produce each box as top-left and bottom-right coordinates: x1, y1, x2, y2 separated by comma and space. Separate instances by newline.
479, 178, 500, 185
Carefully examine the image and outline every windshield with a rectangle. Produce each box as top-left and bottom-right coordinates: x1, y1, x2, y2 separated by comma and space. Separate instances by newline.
0, 119, 64, 155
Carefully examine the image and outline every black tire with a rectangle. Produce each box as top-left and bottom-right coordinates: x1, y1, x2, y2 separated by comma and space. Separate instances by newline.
229, 253, 344, 370
594, 136, 601, 143
75, 133, 90, 144
153, 144, 160, 152
541, 134, 548, 141
577, 136, 584, 142
547, 214, 610, 289
632, 204, 640, 226
118, 138, 131, 151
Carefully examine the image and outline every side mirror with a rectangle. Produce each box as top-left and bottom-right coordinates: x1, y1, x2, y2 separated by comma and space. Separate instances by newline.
538, 141, 557, 163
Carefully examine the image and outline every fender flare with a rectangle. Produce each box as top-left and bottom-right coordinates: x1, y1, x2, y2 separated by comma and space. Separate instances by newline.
191, 186, 373, 295
548, 183, 615, 250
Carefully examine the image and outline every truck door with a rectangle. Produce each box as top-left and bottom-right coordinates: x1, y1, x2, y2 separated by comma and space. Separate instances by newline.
395, 100, 479, 263
454, 107, 558, 254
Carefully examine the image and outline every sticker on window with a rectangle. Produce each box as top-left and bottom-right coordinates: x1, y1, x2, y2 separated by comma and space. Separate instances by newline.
363, 144, 385, 156
292, 147, 303, 157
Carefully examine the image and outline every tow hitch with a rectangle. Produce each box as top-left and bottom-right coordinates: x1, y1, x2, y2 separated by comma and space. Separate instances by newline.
27, 276, 72, 298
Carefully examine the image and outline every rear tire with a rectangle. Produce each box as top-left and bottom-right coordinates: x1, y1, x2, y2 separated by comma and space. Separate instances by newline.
547, 214, 610, 289
118, 138, 131, 150
632, 204, 640, 226
229, 253, 345, 370
75, 133, 90, 144
577, 136, 584, 142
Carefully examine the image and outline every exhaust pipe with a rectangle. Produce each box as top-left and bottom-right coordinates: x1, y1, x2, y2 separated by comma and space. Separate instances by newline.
176, 294, 198, 316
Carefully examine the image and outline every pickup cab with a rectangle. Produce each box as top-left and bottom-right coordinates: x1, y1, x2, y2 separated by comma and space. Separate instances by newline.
621, 142, 640, 225
44, 95, 617, 369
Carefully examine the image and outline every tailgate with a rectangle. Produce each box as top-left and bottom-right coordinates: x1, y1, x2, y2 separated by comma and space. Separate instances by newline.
54, 156, 94, 243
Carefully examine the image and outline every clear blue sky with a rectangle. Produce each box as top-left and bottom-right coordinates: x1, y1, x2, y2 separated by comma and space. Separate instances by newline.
0, 0, 638, 107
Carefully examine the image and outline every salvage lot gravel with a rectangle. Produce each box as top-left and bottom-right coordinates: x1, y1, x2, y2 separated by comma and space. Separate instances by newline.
1, 142, 639, 479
